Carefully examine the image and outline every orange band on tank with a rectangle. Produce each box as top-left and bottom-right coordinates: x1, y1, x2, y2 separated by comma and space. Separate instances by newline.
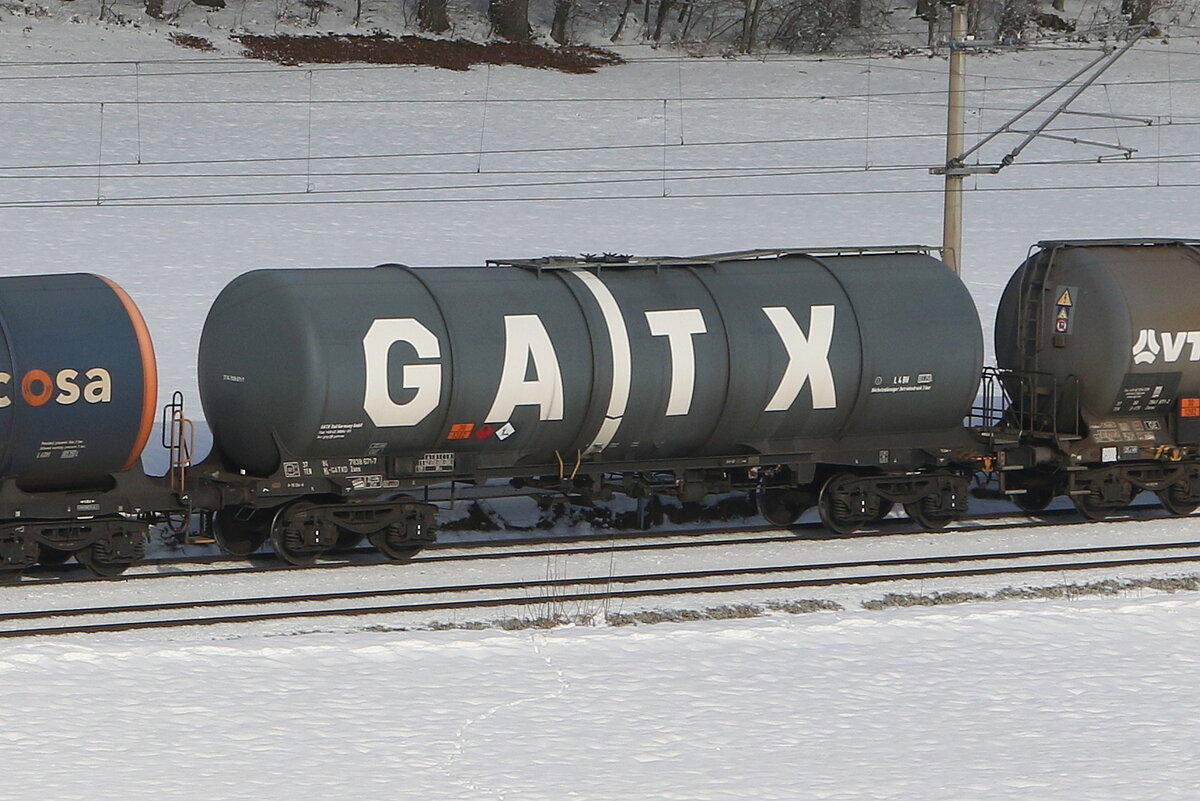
97, 275, 158, 471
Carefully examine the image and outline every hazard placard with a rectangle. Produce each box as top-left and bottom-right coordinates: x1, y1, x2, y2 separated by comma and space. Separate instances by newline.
447, 423, 475, 440
1055, 287, 1074, 307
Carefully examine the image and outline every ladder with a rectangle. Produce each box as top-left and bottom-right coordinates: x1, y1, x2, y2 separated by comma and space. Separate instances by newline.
1013, 245, 1068, 437
1016, 244, 1058, 375
161, 390, 195, 496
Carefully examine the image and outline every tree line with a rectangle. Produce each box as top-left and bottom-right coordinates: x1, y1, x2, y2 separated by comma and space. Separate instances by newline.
457, 0, 1196, 51
139, 0, 1196, 52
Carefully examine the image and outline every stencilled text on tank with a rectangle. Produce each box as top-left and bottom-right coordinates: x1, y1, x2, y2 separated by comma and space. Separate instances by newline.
317, 422, 364, 440
870, 373, 936, 394
36, 439, 86, 459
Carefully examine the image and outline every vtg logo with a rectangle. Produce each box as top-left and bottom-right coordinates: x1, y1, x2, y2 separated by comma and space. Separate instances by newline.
0, 368, 113, 408
1132, 329, 1200, 365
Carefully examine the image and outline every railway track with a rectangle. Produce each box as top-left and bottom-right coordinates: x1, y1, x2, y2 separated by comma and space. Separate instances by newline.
3, 536, 1199, 639
3, 502, 1181, 587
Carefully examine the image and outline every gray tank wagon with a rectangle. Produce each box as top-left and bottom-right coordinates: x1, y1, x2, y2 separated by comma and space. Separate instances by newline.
197, 246, 984, 557
990, 239, 1200, 517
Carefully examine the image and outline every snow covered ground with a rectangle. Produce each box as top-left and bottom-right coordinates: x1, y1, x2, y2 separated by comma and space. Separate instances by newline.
3, 17, 1200, 800
3, 593, 1199, 801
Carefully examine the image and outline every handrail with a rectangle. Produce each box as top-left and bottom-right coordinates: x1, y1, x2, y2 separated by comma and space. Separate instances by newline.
160, 390, 195, 495
968, 366, 1082, 441
486, 245, 937, 273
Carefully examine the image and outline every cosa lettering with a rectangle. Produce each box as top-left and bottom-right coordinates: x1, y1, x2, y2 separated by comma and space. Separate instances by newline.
0, 368, 113, 408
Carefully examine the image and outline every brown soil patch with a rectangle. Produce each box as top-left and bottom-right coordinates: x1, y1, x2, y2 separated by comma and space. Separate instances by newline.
230, 33, 623, 73
169, 32, 218, 51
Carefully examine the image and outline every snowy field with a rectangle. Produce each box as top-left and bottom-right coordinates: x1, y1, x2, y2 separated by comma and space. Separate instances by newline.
3, 15, 1200, 800
5, 594, 1200, 801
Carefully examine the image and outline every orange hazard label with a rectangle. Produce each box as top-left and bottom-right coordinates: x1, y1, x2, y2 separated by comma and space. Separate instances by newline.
447, 423, 475, 440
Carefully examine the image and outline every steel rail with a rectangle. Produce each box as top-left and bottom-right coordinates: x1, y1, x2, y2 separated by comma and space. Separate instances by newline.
2, 540, 1199, 638
3, 504, 1183, 587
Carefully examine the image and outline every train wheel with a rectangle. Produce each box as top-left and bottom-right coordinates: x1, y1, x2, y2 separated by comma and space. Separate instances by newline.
904, 498, 953, 531
213, 507, 271, 556
1157, 485, 1198, 516
757, 487, 809, 527
1073, 479, 1136, 521
269, 503, 329, 567
37, 545, 73, 566
818, 472, 866, 536
1014, 484, 1055, 514
1071, 492, 1110, 521
368, 525, 423, 563
76, 536, 144, 578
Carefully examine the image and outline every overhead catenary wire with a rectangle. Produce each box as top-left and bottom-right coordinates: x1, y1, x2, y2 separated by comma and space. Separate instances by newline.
7, 143, 1200, 208
1, 72, 1198, 101
3, 180, 1199, 210
3, 114, 1196, 176
10, 142, 1200, 182
5, 149, 1200, 184
0, 30, 1195, 211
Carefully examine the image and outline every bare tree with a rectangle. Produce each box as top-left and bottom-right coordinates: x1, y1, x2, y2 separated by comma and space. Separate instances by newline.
740, 0, 766, 52
771, 0, 849, 52
846, 0, 862, 27
489, 0, 532, 40
916, 0, 939, 47
651, 0, 676, 39
417, 0, 451, 32
610, 0, 637, 41
998, 0, 1037, 40
551, 0, 574, 43
1122, 0, 1154, 24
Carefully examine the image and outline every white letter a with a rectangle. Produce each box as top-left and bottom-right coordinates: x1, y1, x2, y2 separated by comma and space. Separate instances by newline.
486, 315, 565, 423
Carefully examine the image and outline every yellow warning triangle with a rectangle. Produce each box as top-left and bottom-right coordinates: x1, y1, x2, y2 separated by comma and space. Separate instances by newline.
1058, 308, 1069, 319
1056, 288, 1073, 307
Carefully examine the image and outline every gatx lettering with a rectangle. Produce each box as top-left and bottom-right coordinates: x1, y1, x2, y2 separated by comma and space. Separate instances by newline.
360, 304, 838, 428
0, 367, 112, 408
